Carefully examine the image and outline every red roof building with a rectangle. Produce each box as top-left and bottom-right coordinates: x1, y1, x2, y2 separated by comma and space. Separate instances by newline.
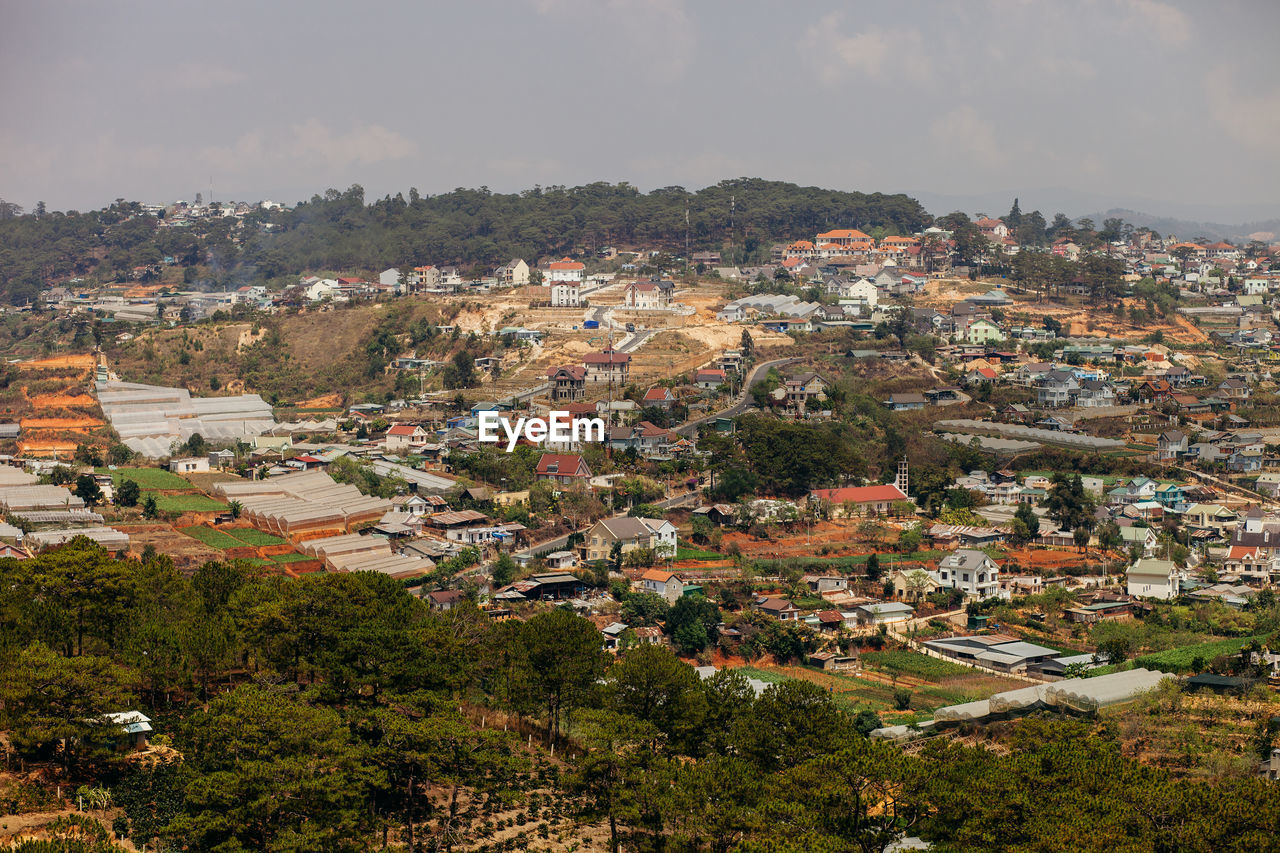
809, 484, 909, 515
536, 453, 592, 484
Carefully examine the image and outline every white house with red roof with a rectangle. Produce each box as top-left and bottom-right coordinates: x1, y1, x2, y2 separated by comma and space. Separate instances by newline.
809, 484, 910, 516
385, 423, 430, 453
641, 568, 687, 604
547, 257, 585, 283
815, 228, 873, 247
975, 218, 1008, 240
695, 368, 727, 389
642, 387, 676, 410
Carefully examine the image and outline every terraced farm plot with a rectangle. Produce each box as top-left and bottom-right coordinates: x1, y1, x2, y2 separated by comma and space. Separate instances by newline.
179, 526, 245, 549
1134, 636, 1265, 673
178, 524, 292, 550
227, 528, 288, 547
98, 467, 192, 490
270, 553, 314, 563
860, 650, 974, 679
150, 493, 227, 513
732, 658, 1025, 716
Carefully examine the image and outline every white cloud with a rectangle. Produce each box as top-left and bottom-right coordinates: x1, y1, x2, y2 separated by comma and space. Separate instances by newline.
1204, 65, 1280, 154
1123, 0, 1190, 46
804, 13, 930, 84
202, 121, 416, 175
529, 0, 695, 82
929, 106, 1001, 170
155, 62, 249, 92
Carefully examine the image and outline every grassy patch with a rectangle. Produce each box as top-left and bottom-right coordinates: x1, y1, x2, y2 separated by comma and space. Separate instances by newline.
675, 542, 722, 560
269, 552, 314, 563
98, 466, 191, 490
179, 525, 244, 550
227, 528, 287, 547
732, 666, 789, 685
150, 493, 226, 513
861, 650, 973, 680
1134, 635, 1264, 674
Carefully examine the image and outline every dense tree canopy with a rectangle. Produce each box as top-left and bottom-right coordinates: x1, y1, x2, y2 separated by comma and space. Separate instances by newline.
0, 180, 930, 304
4, 540, 1280, 852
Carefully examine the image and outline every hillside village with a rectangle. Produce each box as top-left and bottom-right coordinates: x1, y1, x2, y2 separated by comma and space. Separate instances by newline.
4, 197, 1280, 849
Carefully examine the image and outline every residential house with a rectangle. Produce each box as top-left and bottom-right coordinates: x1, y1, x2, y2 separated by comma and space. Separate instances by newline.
535, 453, 592, 485
890, 568, 944, 602
1118, 524, 1158, 554
607, 421, 676, 456
550, 280, 581, 307
408, 266, 441, 291
1254, 472, 1280, 498
854, 602, 915, 627
784, 373, 827, 414
1157, 430, 1187, 461
1126, 558, 1180, 600
546, 257, 585, 283
1036, 370, 1080, 407
642, 386, 676, 410
1183, 503, 1237, 536
801, 573, 850, 594
495, 259, 530, 287
935, 550, 1003, 600
695, 368, 727, 389
385, 423, 430, 453
1076, 380, 1116, 408
885, 392, 928, 411
1154, 482, 1185, 508
964, 366, 999, 385
641, 568, 686, 604
547, 365, 587, 402
426, 589, 468, 611
169, 456, 209, 475
1218, 377, 1251, 402
624, 280, 675, 310
756, 596, 802, 621
810, 484, 910, 516
582, 516, 677, 562
584, 349, 631, 384
966, 319, 1006, 346
543, 550, 577, 570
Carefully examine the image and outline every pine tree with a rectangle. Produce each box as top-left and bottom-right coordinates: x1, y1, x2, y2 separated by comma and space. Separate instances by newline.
1006, 197, 1022, 229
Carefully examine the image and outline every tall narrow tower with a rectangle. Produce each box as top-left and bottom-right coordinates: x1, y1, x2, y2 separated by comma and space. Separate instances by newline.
894, 457, 909, 497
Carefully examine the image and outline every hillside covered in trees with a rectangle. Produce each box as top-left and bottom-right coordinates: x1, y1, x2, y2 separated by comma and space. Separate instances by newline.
0, 179, 930, 305
2, 540, 1279, 852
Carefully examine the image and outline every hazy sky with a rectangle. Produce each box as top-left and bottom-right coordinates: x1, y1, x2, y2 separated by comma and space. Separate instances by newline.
2, 0, 1278, 218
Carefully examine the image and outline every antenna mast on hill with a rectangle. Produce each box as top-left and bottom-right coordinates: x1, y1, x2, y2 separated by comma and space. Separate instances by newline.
685, 199, 690, 265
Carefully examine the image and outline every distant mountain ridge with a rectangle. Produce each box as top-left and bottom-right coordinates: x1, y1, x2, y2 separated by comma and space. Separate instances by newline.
911, 187, 1279, 242
1077, 208, 1279, 243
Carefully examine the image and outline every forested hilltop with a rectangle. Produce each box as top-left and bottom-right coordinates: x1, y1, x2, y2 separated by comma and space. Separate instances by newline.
0, 179, 929, 304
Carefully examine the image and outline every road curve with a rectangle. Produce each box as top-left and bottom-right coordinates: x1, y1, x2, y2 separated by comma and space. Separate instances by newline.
675, 357, 800, 437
